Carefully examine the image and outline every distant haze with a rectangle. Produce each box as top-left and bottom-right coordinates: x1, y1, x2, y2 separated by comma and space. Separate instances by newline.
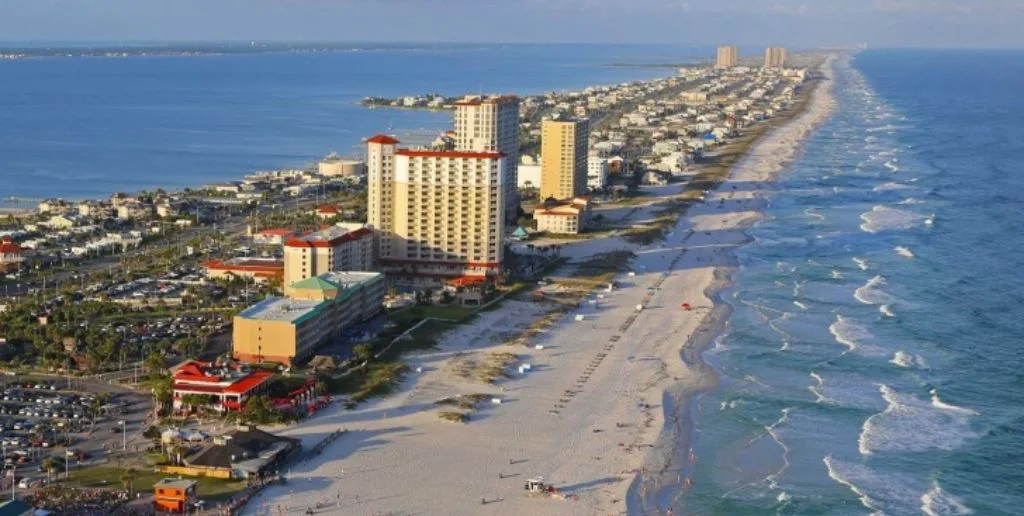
0, 0, 1021, 48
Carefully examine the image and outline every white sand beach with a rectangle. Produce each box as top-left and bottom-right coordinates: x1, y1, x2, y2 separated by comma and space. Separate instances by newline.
245, 58, 836, 516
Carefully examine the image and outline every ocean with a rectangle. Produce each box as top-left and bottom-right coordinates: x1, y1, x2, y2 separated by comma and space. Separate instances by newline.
0, 43, 695, 201
679, 50, 1024, 515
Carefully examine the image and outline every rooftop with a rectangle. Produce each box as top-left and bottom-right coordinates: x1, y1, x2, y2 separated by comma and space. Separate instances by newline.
256, 228, 294, 236
185, 427, 298, 471
284, 226, 372, 249
237, 296, 322, 323
318, 270, 383, 289
366, 134, 400, 145
396, 149, 504, 159
454, 95, 518, 106
205, 257, 283, 273
154, 478, 198, 491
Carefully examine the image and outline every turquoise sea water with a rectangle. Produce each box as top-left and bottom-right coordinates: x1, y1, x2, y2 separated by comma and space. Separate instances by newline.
680, 50, 1024, 515
0, 44, 694, 200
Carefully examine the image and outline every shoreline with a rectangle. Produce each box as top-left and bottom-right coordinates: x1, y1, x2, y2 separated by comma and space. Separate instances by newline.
239, 61, 834, 516
627, 55, 839, 514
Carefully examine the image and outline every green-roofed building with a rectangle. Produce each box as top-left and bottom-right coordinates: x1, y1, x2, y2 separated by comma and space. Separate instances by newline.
233, 271, 385, 365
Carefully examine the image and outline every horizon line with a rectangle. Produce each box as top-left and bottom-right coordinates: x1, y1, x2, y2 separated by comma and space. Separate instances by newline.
0, 40, 1022, 51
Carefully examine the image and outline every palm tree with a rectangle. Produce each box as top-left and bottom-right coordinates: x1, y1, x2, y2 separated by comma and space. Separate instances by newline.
152, 375, 173, 414
145, 351, 166, 376
41, 457, 57, 482
120, 468, 137, 495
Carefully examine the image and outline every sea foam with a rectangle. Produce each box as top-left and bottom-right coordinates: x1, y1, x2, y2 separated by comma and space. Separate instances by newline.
859, 385, 978, 456
890, 351, 914, 367
860, 205, 927, 233
855, 275, 895, 305
895, 246, 915, 258
873, 181, 913, 192
921, 480, 974, 516
826, 455, 931, 514
808, 372, 830, 403
829, 314, 871, 352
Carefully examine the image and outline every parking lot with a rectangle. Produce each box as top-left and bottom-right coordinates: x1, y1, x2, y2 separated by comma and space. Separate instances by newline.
0, 377, 152, 491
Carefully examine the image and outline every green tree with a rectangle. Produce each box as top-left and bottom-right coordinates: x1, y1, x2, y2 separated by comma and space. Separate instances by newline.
41, 457, 58, 481
145, 351, 166, 376
240, 395, 278, 424
180, 393, 207, 413
143, 425, 161, 441
352, 344, 374, 363
152, 375, 173, 412
120, 468, 137, 495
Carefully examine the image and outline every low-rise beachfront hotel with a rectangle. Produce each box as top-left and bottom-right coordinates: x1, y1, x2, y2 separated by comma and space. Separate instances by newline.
232, 271, 385, 365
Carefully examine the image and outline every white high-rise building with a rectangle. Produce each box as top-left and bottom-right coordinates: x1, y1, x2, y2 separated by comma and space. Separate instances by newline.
587, 156, 608, 190
454, 96, 520, 222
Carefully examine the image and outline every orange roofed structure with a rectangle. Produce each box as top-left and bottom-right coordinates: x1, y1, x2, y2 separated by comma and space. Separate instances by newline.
204, 257, 283, 284
153, 478, 197, 513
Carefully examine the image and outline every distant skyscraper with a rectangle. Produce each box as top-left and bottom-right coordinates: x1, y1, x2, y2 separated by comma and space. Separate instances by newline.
540, 119, 589, 201
764, 47, 788, 68
716, 46, 738, 69
454, 95, 520, 222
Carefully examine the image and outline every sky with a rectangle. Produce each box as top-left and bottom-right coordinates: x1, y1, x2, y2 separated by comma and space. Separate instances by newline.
0, 0, 1021, 48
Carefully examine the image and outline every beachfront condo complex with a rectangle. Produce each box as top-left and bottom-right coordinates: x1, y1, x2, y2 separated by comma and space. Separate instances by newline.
540, 118, 590, 201
367, 136, 505, 285
765, 47, 788, 68
716, 45, 739, 69
454, 95, 520, 223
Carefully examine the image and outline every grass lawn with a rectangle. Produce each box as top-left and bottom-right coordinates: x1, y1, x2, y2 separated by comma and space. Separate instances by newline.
68, 465, 246, 500
390, 305, 476, 324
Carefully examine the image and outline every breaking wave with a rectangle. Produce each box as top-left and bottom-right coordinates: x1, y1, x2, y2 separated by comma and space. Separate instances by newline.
855, 275, 895, 305
829, 314, 871, 352
860, 205, 927, 233
895, 246, 915, 258
859, 385, 978, 456
921, 480, 974, 516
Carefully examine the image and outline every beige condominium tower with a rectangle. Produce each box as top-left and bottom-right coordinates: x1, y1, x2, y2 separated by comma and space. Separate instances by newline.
540, 118, 590, 201
367, 135, 506, 285
764, 47, 788, 68
716, 45, 739, 69
454, 95, 520, 222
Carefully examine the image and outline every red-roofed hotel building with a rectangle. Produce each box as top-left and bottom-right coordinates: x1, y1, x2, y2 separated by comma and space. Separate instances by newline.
282, 224, 374, 288
367, 135, 506, 285
0, 237, 23, 273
